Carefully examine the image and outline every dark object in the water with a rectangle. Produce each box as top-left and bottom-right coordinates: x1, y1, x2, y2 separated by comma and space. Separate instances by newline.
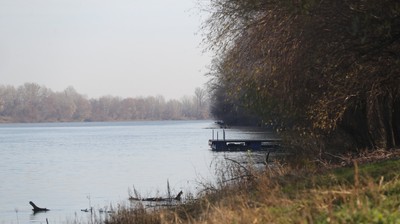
129, 191, 183, 202
81, 208, 90, 212
175, 190, 183, 201
29, 201, 49, 213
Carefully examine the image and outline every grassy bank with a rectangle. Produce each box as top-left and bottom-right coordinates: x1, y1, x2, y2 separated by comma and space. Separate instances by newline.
105, 149, 400, 223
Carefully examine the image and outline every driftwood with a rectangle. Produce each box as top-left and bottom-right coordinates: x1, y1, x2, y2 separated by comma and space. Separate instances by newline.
129, 191, 183, 202
29, 201, 49, 213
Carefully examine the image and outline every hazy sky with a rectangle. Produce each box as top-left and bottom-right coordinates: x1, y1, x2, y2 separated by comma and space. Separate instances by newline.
0, 0, 211, 99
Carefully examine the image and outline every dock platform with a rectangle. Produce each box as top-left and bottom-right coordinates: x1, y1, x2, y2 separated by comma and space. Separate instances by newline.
208, 139, 281, 151
208, 129, 281, 151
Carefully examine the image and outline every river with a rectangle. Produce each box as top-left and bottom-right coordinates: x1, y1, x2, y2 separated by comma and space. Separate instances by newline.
0, 120, 275, 223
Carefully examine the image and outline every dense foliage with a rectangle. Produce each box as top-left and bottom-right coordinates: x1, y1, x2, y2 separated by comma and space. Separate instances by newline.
205, 0, 400, 150
0, 83, 209, 122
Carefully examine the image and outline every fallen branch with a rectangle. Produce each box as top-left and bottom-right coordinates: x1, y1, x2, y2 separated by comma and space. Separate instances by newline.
29, 201, 49, 213
129, 191, 183, 202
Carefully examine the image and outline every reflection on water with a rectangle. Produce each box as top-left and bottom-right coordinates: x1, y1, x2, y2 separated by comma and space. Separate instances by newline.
0, 120, 277, 223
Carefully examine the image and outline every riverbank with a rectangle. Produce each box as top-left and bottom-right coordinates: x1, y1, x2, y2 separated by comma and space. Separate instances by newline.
105, 149, 400, 223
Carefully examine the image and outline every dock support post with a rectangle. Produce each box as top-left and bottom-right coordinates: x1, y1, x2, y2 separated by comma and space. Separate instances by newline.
223, 129, 225, 141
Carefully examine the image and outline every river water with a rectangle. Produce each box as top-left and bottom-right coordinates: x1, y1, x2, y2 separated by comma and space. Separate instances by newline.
0, 120, 275, 223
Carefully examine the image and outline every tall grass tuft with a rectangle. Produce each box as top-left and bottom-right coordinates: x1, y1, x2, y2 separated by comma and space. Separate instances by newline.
105, 203, 161, 224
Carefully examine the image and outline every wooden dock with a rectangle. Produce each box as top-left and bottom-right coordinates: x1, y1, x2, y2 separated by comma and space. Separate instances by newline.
208, 129, 281, 151
208, 139, 281, 151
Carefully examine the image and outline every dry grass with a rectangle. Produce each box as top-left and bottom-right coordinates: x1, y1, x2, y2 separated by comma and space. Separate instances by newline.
105, 203, 161, 224
104, 149, 400, 224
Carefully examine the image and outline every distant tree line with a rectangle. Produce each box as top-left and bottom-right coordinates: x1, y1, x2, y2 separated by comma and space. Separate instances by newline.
0, 83, 210, 123
204, 0, 400, 151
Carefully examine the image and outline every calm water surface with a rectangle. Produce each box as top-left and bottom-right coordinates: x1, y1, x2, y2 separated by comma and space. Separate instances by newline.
0, 120, 274, 223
